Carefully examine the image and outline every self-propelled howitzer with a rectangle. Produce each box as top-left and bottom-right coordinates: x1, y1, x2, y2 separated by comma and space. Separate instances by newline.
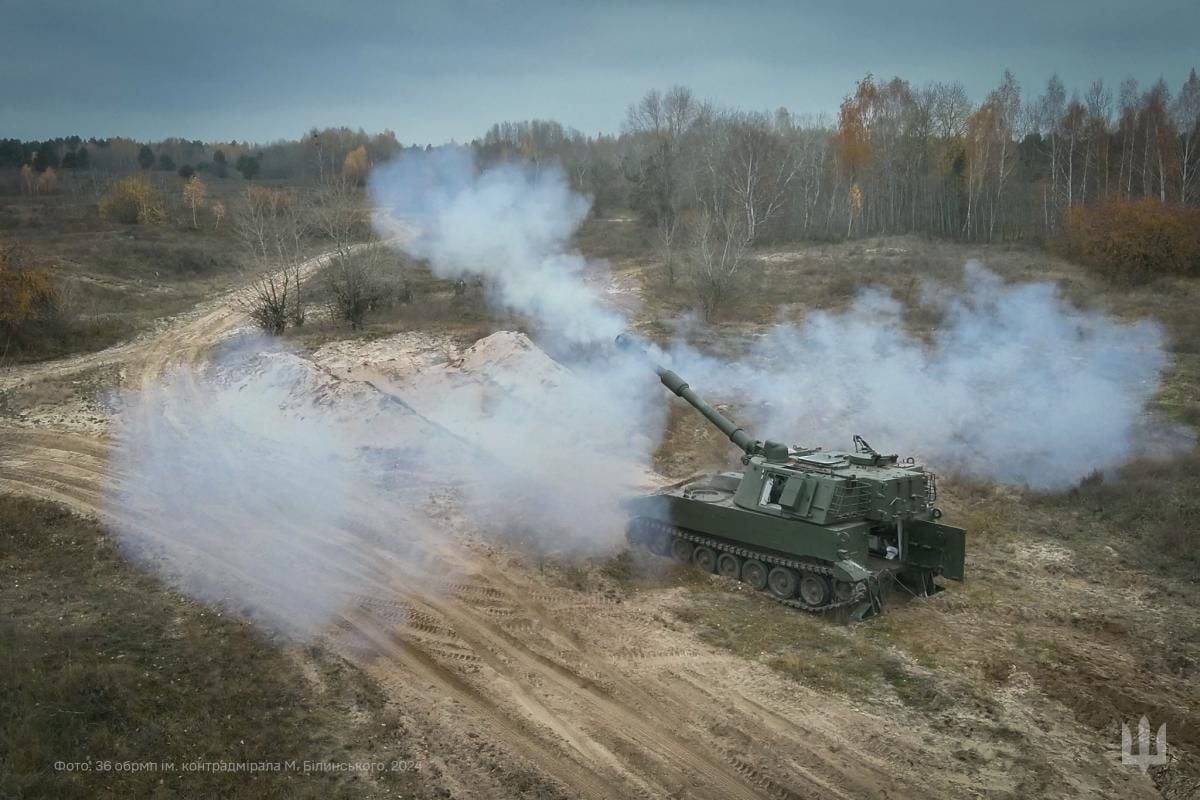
617, 334, 965, 618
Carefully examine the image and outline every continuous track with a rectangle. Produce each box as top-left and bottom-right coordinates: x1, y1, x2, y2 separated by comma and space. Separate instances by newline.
627, 517, 874, 615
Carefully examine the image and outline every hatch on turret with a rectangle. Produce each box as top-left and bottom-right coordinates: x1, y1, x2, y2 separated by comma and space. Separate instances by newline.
794, 452, 848, 468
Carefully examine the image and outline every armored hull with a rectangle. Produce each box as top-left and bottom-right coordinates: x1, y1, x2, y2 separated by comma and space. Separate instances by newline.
626, 455, 965, 617
616, 333, 966, 618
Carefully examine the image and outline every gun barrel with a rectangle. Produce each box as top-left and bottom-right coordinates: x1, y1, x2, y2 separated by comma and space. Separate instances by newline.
616, 334, 757, 456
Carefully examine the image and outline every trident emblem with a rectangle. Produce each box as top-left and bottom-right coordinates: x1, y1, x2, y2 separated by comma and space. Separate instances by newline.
1121, 716, 1167, 772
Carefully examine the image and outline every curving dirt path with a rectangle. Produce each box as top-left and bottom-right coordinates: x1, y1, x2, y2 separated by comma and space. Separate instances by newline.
0, 250, 1157, 799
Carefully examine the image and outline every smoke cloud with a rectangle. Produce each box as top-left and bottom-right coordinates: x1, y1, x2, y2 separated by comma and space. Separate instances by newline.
369, 147, 624, 344
103, 340, 449, 637
369, 149, 1182, 490
667, 261, 1182, 488
101, 149, 1183, 637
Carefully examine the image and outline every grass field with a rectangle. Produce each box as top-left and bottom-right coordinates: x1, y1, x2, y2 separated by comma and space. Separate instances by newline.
0, 496, 427, 800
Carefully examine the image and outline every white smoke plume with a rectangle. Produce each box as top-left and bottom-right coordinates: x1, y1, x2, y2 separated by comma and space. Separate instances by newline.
369, 147, 624, 344
368, 148, 1181, 490
394, 336, 666, 553
667, 261, 1183, 488
101, 150, 1183, 637
364, 147, 665, 551
103, 339, 448, 637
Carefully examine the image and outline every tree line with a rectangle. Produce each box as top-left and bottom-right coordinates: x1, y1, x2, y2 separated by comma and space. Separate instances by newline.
474, 70, 1199, 304
0, 127, 406, 194
7, 69, 1196, 241
483, 70, 1199, 242
4, 68, 1198, 311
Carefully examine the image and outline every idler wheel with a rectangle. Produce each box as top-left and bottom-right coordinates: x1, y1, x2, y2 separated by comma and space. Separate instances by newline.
833, 580, 855, 603
693, 546, 717, 573
798, 573, 831, 607
716, 553, 741, 579
741, 559, 768, 591
767, 566, 799, 599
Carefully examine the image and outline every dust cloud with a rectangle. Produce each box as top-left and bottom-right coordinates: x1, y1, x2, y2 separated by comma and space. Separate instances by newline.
103, 341, 371, 637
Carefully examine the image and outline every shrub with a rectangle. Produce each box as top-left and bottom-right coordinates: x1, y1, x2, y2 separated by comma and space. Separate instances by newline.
1062, 199, 1200, 283
98, 175, 165, 225
325, 249, 382, 329
1034, 451, 1200, 576
0, 242, 57, 352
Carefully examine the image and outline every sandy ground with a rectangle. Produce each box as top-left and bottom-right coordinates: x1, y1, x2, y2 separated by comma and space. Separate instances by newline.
0, 250, 1168, 799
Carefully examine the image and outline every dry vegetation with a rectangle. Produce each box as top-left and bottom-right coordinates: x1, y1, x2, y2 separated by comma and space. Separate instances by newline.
614, 231, 1200, 798
1, 222, 1198, 796
2, 125, 1199, 796
0, 187, 248, 362
1062, 200, 1200, 282
0, 496, 431, 800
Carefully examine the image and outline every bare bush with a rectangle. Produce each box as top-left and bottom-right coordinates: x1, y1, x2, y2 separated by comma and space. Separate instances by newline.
234, 186, 310, 332
310, 174, 367, 257
243, 272, 293, 335
686, 205, 751, 319
325, 246, 383, 329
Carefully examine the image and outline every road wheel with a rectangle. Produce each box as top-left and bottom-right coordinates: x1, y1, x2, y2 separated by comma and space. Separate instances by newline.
798, 572, 831, 607
767, 566, 799, 599
671, 538, 693, 563
693, 546, 717, 573
716, 553, 741, 579
741, 559, 768, 591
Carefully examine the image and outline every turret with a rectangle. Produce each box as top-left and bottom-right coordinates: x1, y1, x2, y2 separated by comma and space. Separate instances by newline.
616, 333, 789, 462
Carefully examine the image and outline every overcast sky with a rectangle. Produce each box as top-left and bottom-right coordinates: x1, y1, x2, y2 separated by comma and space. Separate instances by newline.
3, 0, 1197, 144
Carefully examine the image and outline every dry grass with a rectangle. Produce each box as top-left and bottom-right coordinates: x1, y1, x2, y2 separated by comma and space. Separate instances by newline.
1029, 451, 1200, 577
1, 193, 249, 361
0, 495, 426, 799
620, 231, 1200, 794
286, 250, 516, 352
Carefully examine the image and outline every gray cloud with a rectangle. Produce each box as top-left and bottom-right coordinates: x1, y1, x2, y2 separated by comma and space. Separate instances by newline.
3, 0, 1197, 142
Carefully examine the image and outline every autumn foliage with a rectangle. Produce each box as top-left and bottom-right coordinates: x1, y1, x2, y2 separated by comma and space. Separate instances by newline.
98, 175, 166, 225
0, 243, 57, 350
342, 145, 370, 185
1062, 199, 1200, 282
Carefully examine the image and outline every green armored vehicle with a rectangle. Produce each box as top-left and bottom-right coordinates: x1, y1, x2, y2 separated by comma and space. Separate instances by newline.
618, 334, 965, 618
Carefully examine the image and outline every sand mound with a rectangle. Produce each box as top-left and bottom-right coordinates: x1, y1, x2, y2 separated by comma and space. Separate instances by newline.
309, 330, 666, 491
202, 331, 667, 495
213, 347, 443, 452
314, 330, 574, 425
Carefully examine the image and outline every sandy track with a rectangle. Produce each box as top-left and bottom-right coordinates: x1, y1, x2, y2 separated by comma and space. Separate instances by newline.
0, 251, 1154, 799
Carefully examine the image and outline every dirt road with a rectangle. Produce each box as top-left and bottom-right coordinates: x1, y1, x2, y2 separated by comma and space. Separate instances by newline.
0, 252, 1160, 799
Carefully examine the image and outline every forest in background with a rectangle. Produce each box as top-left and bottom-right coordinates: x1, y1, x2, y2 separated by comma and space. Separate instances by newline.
2, 68, 1199, 345
4, 69, 1198, 235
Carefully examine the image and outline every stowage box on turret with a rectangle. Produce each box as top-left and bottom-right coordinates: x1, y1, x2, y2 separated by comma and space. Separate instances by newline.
618, 334, 965, 619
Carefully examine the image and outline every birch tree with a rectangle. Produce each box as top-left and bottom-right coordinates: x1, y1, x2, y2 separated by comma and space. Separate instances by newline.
1173, 69, 1200, 203
624, 86, 707, 285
